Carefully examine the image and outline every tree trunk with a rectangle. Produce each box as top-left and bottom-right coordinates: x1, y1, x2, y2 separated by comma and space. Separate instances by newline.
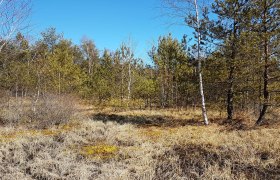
121, 63, 124, 106
256, 1, 270, 125
227, 66, 234, 120
257, 39, 269, 125
127, 58, 132, 100
258, 75, 262, 114
194, 0, 209, 125
199, 70, 209, 125
227, 14, 237, 121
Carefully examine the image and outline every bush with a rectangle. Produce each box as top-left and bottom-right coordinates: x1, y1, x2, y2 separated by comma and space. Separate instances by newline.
27, 94, 76, 129
0, 94, 76, 129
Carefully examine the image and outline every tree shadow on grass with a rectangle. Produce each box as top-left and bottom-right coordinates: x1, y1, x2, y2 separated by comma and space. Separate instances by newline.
209, 117, 253, 131
92, 112, 279, 130
154, 143, 280, 180
92, 113, 205, 128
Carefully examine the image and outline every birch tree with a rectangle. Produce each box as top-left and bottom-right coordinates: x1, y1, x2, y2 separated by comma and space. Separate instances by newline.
162, 0, 210, 125
120, 41, 135, 101
81, 37, 99, 75
0, 0, 31, 52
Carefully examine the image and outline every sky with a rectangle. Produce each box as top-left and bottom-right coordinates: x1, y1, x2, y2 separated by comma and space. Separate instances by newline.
30, 0, 193, 64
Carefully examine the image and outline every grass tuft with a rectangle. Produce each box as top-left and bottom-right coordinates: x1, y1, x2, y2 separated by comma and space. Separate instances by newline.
80, 144, 119, 159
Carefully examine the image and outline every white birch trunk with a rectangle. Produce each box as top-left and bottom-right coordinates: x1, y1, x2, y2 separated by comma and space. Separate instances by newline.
121, 63, 124, 103
194, 0, 209, 125
127, 58, 132, 100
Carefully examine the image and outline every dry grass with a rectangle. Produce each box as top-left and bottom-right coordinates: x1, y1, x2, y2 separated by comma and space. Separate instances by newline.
0, 106, 279, 179
80, 144, 119, 159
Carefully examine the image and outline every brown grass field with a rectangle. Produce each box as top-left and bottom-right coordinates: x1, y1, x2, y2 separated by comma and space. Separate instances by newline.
0, 99, 280, 179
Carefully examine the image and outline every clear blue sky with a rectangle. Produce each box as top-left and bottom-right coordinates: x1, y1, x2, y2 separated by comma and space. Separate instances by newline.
30, 0, 192, 64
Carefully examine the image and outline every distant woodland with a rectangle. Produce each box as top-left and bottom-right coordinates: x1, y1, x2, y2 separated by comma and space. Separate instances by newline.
0, 0, 279, 125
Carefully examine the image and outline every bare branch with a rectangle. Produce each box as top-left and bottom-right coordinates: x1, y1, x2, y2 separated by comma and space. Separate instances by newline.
0, 0, 32, 52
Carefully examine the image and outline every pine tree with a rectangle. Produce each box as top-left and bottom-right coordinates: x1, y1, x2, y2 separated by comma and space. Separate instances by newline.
212, 0, 250, 121
250, 0, 280, 124
149, 34, 188, 108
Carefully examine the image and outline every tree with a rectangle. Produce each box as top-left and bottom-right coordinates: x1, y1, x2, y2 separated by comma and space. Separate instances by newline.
13, 33, 31, 97
80, 37, 99, 75
149, 34, 188, 108
133, 64, 157, 108
41, 27, 62, 53
250, 0, 280, 124
120, 42, 135, 101
97, 49, 113, 102
161, 0, 210, 125
0, 0, 31, 52
212, 0, 250, 121
47, 39, 85, 94
31, 28, 62, 97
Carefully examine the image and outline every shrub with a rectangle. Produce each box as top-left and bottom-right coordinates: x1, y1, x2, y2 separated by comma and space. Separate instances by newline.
0, 94, 76, 129
27, 94, 76, 129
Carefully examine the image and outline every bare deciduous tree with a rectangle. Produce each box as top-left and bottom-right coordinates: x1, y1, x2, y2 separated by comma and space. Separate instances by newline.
0, 0, 31, 52
81, 37, 99, 75
121, 38, 136, 101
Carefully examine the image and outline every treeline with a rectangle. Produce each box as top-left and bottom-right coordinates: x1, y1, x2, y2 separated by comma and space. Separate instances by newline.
0, 0, 279, 124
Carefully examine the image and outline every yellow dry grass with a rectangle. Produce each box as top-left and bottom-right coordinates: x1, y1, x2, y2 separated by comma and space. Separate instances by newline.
80, 144, 119, 159
0, 121, 81, 143
0, 107, 279, 179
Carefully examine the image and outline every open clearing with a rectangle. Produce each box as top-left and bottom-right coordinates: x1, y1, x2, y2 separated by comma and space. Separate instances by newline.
1, 105, 280, 180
